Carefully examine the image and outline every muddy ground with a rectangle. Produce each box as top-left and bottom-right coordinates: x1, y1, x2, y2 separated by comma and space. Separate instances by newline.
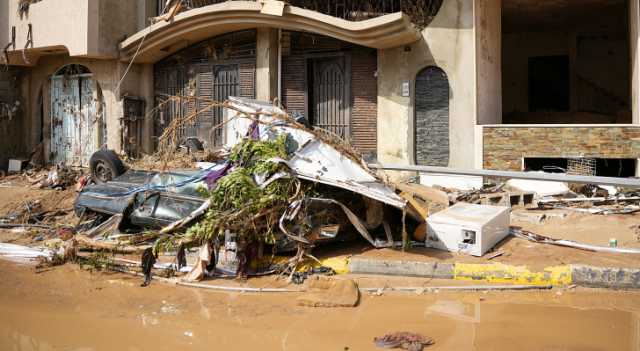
1, 260, 639, 351
1, 175, 640, 349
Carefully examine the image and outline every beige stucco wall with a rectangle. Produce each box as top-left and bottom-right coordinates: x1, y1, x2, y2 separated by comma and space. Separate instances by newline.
21, 55, 154, 161
4, 0, 138, 63
377, 0, 476, 177
475, 0, 501, 125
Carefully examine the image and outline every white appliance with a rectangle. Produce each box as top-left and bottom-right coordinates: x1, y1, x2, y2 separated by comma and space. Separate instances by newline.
425, 203, 510, 257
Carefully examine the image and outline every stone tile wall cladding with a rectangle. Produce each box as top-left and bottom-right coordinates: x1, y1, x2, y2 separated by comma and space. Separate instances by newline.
483, 127, 640, 171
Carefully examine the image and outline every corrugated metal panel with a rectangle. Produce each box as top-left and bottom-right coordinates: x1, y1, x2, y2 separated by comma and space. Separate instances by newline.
239, 62, 255, 98
282, 56, 306, 115
351, 50, 378, 156
415, 66, 449, 167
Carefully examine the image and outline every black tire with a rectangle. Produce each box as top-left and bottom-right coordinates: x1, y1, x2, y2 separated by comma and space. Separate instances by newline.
184, 137, 204, 152
90, 149, 126, 184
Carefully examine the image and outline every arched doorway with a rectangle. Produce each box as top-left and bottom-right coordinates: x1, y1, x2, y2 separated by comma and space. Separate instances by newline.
50, 64, 105, 167
415, 66, 450, 166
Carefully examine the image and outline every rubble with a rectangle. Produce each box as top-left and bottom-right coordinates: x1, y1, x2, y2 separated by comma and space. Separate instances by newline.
68, 97, 407, 285
511, 227, 640, 254
374, 332, 435, 351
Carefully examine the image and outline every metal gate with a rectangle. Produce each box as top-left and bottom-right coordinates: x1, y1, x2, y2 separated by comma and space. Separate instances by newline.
312, 57, 350, 139
123, 97, 145, 158
193, 64, 238, 148
50, 73, 102, 167
415, 66, 449, 167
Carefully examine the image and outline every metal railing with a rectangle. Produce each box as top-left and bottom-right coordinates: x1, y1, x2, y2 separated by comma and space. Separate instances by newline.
157, 0, 442, 24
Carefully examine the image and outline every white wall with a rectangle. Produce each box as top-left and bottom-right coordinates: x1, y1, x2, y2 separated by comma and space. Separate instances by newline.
377, 0, 477, 177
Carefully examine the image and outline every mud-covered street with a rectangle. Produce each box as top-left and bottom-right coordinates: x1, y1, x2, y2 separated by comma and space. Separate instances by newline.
0, 260, 639, 351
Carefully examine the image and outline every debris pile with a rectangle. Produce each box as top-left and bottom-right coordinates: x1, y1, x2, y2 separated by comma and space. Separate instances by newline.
69, 97, 407, 285
374, 332, 435, 351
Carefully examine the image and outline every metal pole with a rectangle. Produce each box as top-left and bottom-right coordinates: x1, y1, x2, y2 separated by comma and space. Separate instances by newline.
369, 164, 640, 188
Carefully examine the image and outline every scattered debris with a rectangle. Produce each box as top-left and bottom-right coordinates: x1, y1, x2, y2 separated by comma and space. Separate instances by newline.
374, 332, 434, 351
26, 164, 85, 190
486, 250, 505, 260
511, 227, 640, 254
72, 97, 406, 286
0, 243, 52, 264
506, 177, 571, 197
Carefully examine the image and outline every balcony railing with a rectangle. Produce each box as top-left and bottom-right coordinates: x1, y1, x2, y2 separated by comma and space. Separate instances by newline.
157, 0, 442, 27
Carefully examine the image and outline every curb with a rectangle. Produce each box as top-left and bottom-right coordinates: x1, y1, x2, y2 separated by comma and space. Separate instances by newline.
345, 258, 640, 290
571, 265, 640, 290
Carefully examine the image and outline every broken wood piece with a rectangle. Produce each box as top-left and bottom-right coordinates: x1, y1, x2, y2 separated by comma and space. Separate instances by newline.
75, 234, 151, 254
486, 251, 505, 260
396, 183, 449, 205
83, 214, 123, 238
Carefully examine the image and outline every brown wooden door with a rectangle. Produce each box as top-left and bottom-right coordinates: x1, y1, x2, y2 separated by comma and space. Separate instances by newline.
312, 57, 351, 140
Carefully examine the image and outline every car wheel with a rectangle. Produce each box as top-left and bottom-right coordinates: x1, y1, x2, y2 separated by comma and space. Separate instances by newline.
184, 137, 204, 152
90, 149, 126, 184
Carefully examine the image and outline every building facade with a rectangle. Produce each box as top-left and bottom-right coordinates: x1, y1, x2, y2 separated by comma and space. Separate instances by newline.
1, 0, 639, 178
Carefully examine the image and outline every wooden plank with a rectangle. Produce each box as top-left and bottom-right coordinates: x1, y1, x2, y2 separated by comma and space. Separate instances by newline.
395, 183, 450, 205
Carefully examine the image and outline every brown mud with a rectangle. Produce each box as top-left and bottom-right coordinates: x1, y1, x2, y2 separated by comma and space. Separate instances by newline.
1, 261, 639, 351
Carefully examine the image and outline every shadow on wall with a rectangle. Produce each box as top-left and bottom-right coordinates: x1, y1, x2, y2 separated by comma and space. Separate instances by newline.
426, 0, 472, 30
0, 0, 7, 45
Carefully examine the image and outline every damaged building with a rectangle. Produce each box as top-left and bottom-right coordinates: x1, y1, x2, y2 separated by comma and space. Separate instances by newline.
1, 0, 640, 179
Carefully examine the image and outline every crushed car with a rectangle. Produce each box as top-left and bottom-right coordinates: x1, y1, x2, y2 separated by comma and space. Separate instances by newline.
73, 97, 409, 282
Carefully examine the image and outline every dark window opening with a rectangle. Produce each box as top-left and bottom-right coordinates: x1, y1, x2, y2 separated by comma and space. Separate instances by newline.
528, 56, 570, 112
524, 157, 636, 178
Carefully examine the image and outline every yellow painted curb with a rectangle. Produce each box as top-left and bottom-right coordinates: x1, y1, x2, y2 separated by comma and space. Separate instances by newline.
454, 263, 572, 286
265, 256, 351, 275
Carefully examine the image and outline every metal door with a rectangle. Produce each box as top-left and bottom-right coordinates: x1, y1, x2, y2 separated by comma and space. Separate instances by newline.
415, 66, 449, 167
190, 64, 238, 147
123, 97, 145, 158
312, 57, 350, 140
51, 74, 100, 167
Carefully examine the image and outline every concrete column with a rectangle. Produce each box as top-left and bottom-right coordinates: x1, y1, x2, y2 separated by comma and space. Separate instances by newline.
474, 0, 502, 125
141, 63, 155, 154
255, 27, 279, 102
137, 0, 157, 31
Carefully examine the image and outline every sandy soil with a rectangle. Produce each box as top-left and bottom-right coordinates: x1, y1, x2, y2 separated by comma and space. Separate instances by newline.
1, 261, 639, 351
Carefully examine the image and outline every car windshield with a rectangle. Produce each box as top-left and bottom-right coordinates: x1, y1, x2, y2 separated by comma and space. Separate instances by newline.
149, 170, 206, 197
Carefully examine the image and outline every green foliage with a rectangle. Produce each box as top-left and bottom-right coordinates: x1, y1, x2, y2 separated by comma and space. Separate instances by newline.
229, 134, 288, 175
182, 134, 303, 247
